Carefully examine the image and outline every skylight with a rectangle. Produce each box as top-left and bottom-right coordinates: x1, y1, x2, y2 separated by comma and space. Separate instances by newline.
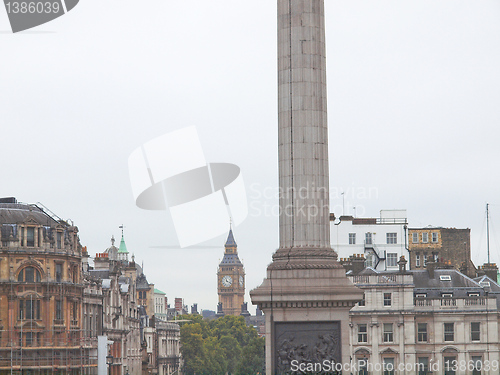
439, 275, 452, 281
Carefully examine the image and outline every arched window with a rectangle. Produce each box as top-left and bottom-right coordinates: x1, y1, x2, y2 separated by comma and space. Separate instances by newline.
18, 267, 41, 282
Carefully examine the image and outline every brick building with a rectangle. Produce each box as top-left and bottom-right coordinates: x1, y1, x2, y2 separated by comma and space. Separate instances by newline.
408, 227, 475, 277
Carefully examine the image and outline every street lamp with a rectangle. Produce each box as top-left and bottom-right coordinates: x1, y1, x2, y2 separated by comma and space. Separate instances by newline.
106, 354, 113, 375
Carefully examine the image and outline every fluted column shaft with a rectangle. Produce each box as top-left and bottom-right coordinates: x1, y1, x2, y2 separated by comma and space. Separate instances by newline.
278, 0, 330, 250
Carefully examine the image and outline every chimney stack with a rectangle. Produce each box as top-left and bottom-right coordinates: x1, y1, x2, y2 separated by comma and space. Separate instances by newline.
398, 255, 407, 273
427, 260, 436, 279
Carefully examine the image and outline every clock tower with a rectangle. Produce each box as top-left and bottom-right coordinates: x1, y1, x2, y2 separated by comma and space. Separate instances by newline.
217, 229, 245, 315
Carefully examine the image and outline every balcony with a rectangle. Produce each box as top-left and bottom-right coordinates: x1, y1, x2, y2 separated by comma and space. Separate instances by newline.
414, 297, 496, 311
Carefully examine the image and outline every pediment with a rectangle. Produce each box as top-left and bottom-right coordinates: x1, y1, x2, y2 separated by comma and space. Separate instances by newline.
380, 347, 398, 354
22, 216, 40, 226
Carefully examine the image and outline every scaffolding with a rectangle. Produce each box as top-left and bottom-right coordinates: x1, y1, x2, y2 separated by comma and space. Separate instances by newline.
0, 328, 98, 375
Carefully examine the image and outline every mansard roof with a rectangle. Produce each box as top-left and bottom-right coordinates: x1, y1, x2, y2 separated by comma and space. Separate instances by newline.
0, 201, 58, 226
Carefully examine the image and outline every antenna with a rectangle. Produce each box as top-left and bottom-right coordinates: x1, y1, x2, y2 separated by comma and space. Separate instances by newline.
487, 203, 491, 264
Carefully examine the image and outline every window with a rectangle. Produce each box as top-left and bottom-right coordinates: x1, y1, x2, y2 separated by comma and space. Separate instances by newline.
19, 299, 40, 320
358, 324, 367, 343
417, 323, 427, 342
358, 294, 365, 306
17, 267, 41, 283
384, 293, 392, 306
433, 252, 439, 262
441, 293, 453, 298
444, 323, 454, 341
432, 232, 438, 243
422, 232, 428, 243
365, 254, 373, 268
386, 233, 397, 244
56, 300, 63, 321
57, 232, 62, 249
416, 254, 420, 267
471, 322, 480, 341
383, 323, 393, 342
27, 227, 35, 247
412, 232, 419, 243
386, 253, 397, 267
358, 359, 368, 375
55, 263, 62, 282
479, 281, 490, 287
383, 357, 394, 375
365, 232, 372, 245
423, 254, 428, 266
444, 356, 456, 375
349, 233, 356, 245
471, 356, 482, 375
440, 275, 452, 281
418, 357, 429, 375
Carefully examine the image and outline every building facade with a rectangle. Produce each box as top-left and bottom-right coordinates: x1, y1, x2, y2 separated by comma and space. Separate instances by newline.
349, 260, 499, 375
0, 198, 95, 374
408, 227, 475, 277
331, 210, 408, 271
217, 229, 245, 315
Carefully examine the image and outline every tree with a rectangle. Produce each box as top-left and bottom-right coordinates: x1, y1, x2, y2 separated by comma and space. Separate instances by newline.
236, 336, 265, 375
180, 315, 264, 375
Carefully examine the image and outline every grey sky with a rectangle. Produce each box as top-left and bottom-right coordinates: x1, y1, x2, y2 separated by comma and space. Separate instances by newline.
1, 0, 500, 312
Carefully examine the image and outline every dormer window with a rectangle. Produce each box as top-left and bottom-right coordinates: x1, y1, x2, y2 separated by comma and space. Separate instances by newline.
479, 281, 490, 287
57, 232, 62, 249
27, 227, 35, 247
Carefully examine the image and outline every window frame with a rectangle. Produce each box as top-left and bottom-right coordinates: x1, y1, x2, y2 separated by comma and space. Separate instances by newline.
431, 232, 438, 243
386, 253, 398, 267
365, 232, 372, 245
358, 324, 368, 343
471, 322, 480, 341
383, 323, 393, 343
386, 233, 397, 244
417, 323, 428, 342
422, 232, 429, 243
383, 293, 392, 306
444, 323, 454, 342
349, 233, 356, 245
412, 232, 419, 243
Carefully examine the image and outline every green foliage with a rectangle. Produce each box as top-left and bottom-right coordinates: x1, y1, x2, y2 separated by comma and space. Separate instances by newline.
180, 314, 265, 375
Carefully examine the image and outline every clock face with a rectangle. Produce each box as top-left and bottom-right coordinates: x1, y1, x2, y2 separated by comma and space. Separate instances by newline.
222, 275, 232, 287
239, 276, 244, 287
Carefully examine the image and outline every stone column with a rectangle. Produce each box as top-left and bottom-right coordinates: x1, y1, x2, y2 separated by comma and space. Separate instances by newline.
278, 0, 330, 250
251, 1, 363, 374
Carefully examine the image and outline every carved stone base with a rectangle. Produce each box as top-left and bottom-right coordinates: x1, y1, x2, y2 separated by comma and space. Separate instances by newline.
275, 321, 341, 374
250, 249, 363, 374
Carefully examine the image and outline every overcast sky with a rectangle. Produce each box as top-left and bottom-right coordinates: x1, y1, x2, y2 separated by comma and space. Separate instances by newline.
1, 0, 500, 313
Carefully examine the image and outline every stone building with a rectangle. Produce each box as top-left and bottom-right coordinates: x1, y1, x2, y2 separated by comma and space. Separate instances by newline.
349, 259, 499, 374
0, 198, 95, 374
136, 272, 154, 318
408, 227, 475, 276
88, 236, 143, 375
152, 319, 180, 375
217, 229, 245, 315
